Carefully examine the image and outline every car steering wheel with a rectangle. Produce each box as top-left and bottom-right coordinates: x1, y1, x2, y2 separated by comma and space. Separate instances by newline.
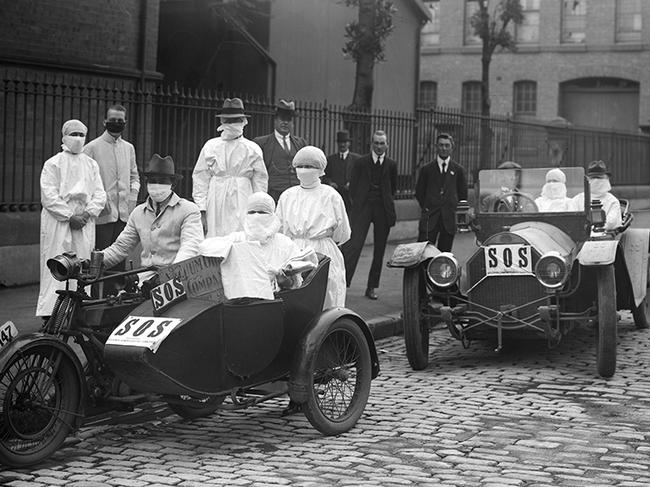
493, 191, 539, 213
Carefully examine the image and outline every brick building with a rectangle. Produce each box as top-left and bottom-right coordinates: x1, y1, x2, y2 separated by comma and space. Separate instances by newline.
419, 0, 650, 132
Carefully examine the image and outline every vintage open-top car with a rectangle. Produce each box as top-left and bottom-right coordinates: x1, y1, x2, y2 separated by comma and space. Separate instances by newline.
0, 252, 379, 467
389, 166, 649, 378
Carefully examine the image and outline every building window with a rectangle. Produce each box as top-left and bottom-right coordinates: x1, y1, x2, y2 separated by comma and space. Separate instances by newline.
516, 0, 540, 43
513, 81, 537, 117
419, 81, 437, 108
421, 1, 440, 46
617, 0, 642, 42
464, 0, 481, 45
562, 0, 586, 43
462, 81, 482, 113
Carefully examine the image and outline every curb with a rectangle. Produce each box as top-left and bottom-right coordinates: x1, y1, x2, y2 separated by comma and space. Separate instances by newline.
367, 313, 403, 340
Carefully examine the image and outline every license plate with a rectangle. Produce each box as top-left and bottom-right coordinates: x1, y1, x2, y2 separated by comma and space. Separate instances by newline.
484, 244, 532, 275
151, 278, 187, 315
0, 321, 18, 350
106, 316, 183, 353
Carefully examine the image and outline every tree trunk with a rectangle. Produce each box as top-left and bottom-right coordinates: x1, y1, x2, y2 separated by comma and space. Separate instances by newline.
479, 46, 493, 171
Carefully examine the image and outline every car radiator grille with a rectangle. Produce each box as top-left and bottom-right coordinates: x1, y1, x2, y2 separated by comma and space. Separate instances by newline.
467, 247, 546, 319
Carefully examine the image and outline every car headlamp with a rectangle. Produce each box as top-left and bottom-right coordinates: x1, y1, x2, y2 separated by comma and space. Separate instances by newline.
535, 251, 570, 289
47, 252, 84, 281
427, 252, 460, 288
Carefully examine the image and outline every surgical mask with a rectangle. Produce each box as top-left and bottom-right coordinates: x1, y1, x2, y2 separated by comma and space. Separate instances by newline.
62, 135, 85, 154
244, 212, 280, 244
295, 167, 322, 189
105, 120, 126, 134
589, 178, 611, 198
147, 183, 173, 203
218, 120, 247, 141
541, 182, 567, 200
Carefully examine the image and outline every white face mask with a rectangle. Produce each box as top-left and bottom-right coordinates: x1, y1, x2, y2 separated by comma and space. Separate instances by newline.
244, 212, 280, 244
217, 120, 247, 140
147, 183, 173, 203
541, 182, 567, 200
589, 178, 611, 198
62, 135, 85, 154
295, 167, 322, 189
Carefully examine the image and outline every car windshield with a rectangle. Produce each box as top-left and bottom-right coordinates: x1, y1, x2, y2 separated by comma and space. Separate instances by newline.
478, 166, 586, 214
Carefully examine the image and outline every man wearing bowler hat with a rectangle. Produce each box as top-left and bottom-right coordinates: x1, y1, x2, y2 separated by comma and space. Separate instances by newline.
101, 154, 204, 279
253, 99, 308, 202
193, 98, 268, 237
324, 129, 360, 212
572, 160, 622, 231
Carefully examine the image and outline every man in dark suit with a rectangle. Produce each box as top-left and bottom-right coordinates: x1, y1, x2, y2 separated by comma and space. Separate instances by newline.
415, 133, 467, 252
324, 129, 360, 212
480, 161, 535, 213
253, 99, 308, 202
344, 130, 397, 300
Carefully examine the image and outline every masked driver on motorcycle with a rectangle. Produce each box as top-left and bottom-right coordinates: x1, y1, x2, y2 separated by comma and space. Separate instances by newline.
100, 154, 204, 284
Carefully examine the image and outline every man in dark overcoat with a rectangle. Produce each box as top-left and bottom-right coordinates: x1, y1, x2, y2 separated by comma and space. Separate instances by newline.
415, 133, 467, 252
324, 129, 361, 212
343, 130, 397, 300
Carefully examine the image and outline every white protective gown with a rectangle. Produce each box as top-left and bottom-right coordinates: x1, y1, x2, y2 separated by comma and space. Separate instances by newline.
192, 136, 268, 237
572, 192, 622, 230
199, 232, 304, 300
37, 150, 106, 316
276, 183, 351, 308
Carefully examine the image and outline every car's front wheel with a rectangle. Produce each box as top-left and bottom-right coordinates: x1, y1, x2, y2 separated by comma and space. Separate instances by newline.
403, 267, 430, 370
596, 265, 617, 378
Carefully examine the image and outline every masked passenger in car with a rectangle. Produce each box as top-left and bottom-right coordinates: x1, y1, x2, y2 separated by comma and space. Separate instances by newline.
199, 192, 316, 300
535, 168, 577, 212
572, 160, 622, 231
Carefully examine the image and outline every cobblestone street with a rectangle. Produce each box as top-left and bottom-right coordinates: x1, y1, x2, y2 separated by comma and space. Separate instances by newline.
2, 311, 649, 486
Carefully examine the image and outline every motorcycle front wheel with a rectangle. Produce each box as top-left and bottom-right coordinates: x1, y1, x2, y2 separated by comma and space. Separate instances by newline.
0, 346, 82, 467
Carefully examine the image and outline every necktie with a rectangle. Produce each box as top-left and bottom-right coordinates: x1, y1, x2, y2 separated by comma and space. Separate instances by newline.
376, 156, 382, 166
441, 161, 447, 173
340, 153, 346, 160
282, 135, 290, 154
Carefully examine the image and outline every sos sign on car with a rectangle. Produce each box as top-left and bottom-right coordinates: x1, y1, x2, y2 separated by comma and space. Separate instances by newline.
485, 244, 532, 275
106, 316, 183, 353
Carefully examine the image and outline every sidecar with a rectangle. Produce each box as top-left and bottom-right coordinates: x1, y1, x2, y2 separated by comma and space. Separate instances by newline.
390, 166, 649, 378
103, 254, 379, 435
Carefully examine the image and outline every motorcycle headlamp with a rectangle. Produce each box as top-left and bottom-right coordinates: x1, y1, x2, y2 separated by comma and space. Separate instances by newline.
535, 251, 570, 289
426, 252, 460, 288
47, 252, 84, 281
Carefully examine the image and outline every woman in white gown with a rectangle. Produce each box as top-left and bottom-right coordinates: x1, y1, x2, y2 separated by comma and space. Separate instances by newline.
276, 146, 351, 308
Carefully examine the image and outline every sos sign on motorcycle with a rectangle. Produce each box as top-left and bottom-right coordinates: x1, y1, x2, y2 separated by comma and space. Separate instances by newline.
106, 316, 183, 353
485, 244, 532, 275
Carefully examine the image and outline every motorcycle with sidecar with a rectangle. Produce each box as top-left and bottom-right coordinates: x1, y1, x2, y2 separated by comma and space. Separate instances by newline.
0, 252, 379, 467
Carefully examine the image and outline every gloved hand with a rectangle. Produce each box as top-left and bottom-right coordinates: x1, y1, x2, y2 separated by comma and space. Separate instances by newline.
69, 215, 86, 230
140, 274, 160, 298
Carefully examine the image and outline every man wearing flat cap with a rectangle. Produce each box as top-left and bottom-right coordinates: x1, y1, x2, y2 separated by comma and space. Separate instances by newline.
253, 99, 308, 202
102, 154, 204, 280
324, 129, 360, 212
480, 161, 535, 213
572, 160, 622, 231
193, 98, 268, 238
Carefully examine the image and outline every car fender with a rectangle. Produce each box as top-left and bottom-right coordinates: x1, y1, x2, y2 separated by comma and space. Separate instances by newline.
620, 228, 650, 307
387, 242, 440, 268
577, 239, 619, 266
0, 332, 87, 427
288, 308, 380, 403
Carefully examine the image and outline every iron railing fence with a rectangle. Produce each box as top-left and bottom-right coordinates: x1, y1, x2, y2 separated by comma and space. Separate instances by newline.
2, 75, 650, 211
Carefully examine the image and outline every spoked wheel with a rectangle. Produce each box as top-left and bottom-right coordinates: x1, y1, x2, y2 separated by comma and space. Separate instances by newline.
403, 267, 430, 370
0, 346, 82, 467
303, 318, 372, 435
166, 395, 225, 420
632, 258, 650, 329
596, 265, 617, 378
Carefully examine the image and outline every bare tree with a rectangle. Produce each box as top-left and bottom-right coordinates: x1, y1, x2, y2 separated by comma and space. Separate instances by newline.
470, 0, 523, 168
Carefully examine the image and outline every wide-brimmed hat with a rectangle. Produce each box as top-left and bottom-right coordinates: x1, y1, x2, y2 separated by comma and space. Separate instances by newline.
275, 99, 297, 118
143, 154, 182, 180
336, 130, 351, 143
587, 160, 611, 177
218, 98, 249, 118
